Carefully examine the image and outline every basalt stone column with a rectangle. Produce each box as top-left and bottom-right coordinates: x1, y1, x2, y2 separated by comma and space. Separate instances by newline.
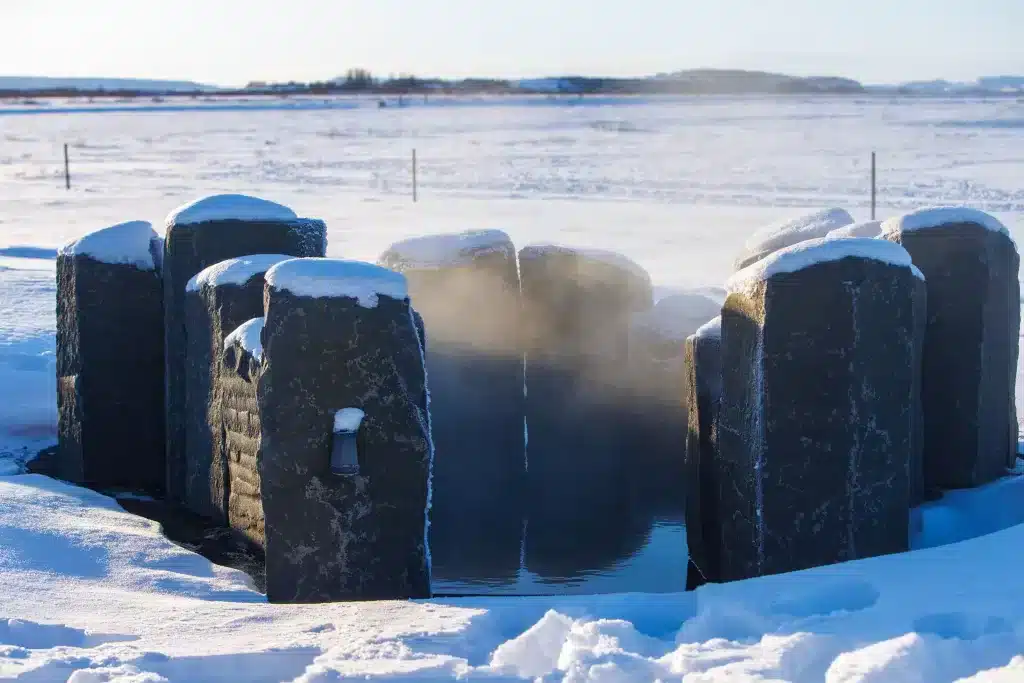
163, 194, 326, 504
379, 230, 525, 583
883, 208, 1020, 491
220, 318, 266, 551
259, 259, 431, 603
683, 317, 723, 590
183, 255, 291, 522
519, 244, 654, 577
56, 221, 165, 492
718, 238, 923, 582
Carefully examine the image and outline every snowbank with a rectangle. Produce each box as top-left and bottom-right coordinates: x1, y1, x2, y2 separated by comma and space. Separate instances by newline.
223, 317, 264, 362
57, 221, 162, 271
265, 258, 409, 308
727, 237, 924, 295
186, 254, 293, 292
737, 208, 854, 267
379, 229, 513, 269
882, 206, 1009, 237
827, 220, 883, 239
166, 194, 297, 227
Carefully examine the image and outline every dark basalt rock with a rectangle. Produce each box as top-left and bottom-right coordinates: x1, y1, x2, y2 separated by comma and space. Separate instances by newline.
56, 226, 165, 493
258, 262, 431, 602
884, 217, 1020, 491
717, 252, 922, 581
163, 214, 325, 505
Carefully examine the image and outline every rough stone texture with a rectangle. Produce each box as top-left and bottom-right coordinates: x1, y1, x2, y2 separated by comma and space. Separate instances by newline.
56, 249, 165, 492
518, 245, 655, 577
717, 256, 921, 582
884, 221, 1020, 490
220, 335, 265, 551
183, 267, 276, 523
163, 217, 325, 504
259, 276, 431, 603
683, 330, 722, 589
379, 233, 525, 583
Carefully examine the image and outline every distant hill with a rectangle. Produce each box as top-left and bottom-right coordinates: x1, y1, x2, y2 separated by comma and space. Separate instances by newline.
515, 70, 865, 95
0, 76, 217, 93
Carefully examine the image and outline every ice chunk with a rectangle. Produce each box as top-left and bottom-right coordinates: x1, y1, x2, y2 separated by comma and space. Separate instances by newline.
379, 229, 513, 269
736, 208, 854, 269
695, 316, 722, 339
223, 317, 264, 362
827, 220, 882, 239
727, 236, 924, 295
333, 408, 366, 432
882, 206, 1010, 237
58, 221, 162, 271
264, 258, 408, 307
166, 194, 297, 227
185, 254, 294, 292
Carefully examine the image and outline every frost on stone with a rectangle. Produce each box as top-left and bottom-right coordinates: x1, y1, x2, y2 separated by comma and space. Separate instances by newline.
882, 206, 1010, 237
827, 220, 883, 239
379, 229, 514, 270
186, 254, 293, 292
223, 317, 264, 362
736, 208, 854, 269
58, 220, 163, 271
264, 258, 409, 307
333, 408, 366, 433
166, 193, 297, 227
727, 236, 924, 295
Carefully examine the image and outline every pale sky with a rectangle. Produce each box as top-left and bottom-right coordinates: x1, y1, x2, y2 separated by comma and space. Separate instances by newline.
3, 0, 1023, 87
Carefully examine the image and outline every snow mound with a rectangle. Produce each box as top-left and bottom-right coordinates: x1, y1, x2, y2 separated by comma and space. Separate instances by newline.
379, 229, 513, 269
632, 293, 721, 342
695, 315, 722, 340
737, 208, 854, 268
520, 243, 651, 285
727, 236, 924, 295
881, 206, 1010, 237
265, 258, 408, 307
828, 220, 883, 239
334, 408, 365, 432
223, 317, 264, 362
57, 221, 162, 271
166, 194, 297, 227
185, 254, 293, 292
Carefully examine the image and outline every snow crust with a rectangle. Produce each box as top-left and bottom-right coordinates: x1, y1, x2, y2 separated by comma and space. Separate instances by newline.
827, 220, 883, 239
57, 221, 162, 271
739, 208, 854, 265
695, 315, 722, 340
185, 254, 293, 292
882, 206, 1010, 237
223, 317, 264, 362
380, 229, 513, 269
166, 194, 297, 227
727, 236, 925, 294
333, 408, 365, 432
265, 258, 409, 307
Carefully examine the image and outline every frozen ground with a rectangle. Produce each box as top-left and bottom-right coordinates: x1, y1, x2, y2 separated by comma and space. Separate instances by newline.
2, 96, 1024, 680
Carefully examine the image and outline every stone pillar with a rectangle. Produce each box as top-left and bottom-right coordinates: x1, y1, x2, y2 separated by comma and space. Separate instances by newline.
162, 194, 326, 505
56, 221, 165, 492
883, 208, 1020, 491
378, 230, 525, 583
683, 317, 722, 590
718, 237, 924, 582
183, 255, 291, 522
259, 258, 431, 603
518, 244, 654, 578
734, 208, 854, 271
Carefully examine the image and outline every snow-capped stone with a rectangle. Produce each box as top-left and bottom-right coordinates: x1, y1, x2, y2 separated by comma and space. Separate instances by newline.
695, 316, 722, 340
378, 229, 515, 270
224, 318, 265, 363
882, 206, 1010, 238
735, 208, 854, 270
827, 220, 883, 239
333, 408, 366, 432
186, 254, 293, 292
166, 194, 297, 227
265, 258, 408, 308
58, 221, 162, 271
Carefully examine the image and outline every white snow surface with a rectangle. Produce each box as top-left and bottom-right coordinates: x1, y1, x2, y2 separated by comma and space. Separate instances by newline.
265, 258, 409, 307
738, 207, 854, 265
882, 206, 1010, 237
827, 220, 884, 239
186, 254, 293, 292
166, 194, 297, 227
333, 408, 365, 432
223, 317, 264, 362
57, 221, 161, 271
727, 236, 925, 294
695, 315, 723, 340
380, 229, 512, 268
